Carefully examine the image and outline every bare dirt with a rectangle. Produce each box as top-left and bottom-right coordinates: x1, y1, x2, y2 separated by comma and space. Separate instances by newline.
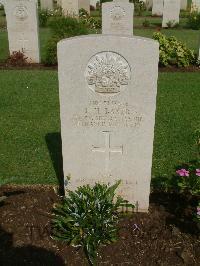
0, 185, 199, 266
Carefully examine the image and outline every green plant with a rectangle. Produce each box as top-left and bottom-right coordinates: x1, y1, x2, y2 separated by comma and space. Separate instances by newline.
187, 11, 200, 30
44, 16, 88, 65
142, 19, 150, 27
39, 9, 51, 27
166, 20, 179, 28
79, 8, 101, 31
7, 51, 28, 66
153, 32, 196, 67
131, 0, 146, 16
52, 181, 134, 265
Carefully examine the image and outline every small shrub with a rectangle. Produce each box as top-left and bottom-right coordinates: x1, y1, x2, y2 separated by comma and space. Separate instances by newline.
79, 8, 101, 31
143, 19, 150, 27
39, 9, 51, 27
166, 20, 179, 28
132, 0, 146, 16
44, 16, 88, 65
52, 181, 134, 265
153, 32, 196, 67
7, 51, 28, 66
187, 11, 200, 30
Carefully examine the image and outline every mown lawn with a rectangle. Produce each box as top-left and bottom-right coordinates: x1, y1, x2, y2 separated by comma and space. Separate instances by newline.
0, 70, 200, 185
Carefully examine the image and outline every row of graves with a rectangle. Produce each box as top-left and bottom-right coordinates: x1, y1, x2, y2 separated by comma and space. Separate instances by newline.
152, 0, 200, 27
1, 0, 200, 64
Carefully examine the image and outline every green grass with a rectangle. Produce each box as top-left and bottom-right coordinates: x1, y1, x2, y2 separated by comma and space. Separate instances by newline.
0, 71, 200, 185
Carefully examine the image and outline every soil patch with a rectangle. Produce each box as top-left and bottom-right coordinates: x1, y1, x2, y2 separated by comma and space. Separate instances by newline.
0, 185, 199, 265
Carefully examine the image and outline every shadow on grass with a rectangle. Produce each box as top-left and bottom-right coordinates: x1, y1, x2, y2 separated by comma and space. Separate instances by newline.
45, 132, 64, 195
0, 226, 65, 266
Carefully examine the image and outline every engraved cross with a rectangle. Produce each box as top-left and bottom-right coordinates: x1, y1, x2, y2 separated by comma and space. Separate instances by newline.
92, 131, 123, 173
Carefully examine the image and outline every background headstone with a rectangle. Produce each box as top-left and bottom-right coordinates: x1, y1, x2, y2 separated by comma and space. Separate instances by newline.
4, 0, 40, 63
191, 0, 200, 12
162, 0, 180, 28
102, 0, 134, 36
61, 0, 79, 16
180, 0, 187, 10
152, 0, 163, 16
146, 0, 153, 10
79, 0, 90, 14
40, 0, 53, 10
90, 0, 98, 9
58, 35, 159, 212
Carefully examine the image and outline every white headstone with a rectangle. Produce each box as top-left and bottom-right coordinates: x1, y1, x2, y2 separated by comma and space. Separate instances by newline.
40, 0, 53, 10
162, 0, 180, 28
191, 0, 200, 12
58, 35, 159, 212
102, 0, 134, 36
4, 0, 40, 63
152, 0, 163, 16
180, 0, 187, 10
61, 0, 79, 16
57, 0, 62, 6
79, 0, 90, 14
90, 0, 98, 9
146, 0, 153, 9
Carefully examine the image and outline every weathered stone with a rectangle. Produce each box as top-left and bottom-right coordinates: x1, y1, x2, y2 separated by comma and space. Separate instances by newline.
58, 35, 159, 212
102, 0, 134, 36
4, 0, 40, 63
152, 0, 163, 16
40, 0, 53, 10
162, 0, 180, 28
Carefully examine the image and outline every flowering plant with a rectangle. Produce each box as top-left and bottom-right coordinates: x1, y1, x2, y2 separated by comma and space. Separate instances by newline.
175, 164, 200, 195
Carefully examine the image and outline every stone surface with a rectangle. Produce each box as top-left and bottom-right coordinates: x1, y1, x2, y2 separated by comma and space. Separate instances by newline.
4, 0, 40, 63
79, 0, 90, 14
90, 0, 98, 9
146, 0, 153, 9
58, 35, 159, 212
61, 0, 79, 16
192, 0, 200, 12
162, 0, 180, 28
152, 0, 163, 16
102, 1, 134, 36
180, 0, 187, 10
40, 0, 53, 10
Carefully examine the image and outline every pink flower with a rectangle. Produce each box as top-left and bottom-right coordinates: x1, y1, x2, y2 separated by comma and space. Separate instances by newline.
197, 207, 200, 216
176, 169, 189, 177
196, 169, 200, 177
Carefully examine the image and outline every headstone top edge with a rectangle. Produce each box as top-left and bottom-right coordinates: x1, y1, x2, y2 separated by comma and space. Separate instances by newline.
57, 34, 159, 48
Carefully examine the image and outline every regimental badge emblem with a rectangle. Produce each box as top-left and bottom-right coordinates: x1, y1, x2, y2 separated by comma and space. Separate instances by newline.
110, 6, 125, 21
14, 5, 28, 21
85, 52, 131, 94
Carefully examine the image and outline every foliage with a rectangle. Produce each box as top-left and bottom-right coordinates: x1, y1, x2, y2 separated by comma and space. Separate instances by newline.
131, 0, 146, 16
153, 32, 196, 67
79, 8, 101, 31
143, 19, 150, 27
52, 181, 134, 265
165, 20, 179, 28
7, 51, 28, 66
44, 16, 88, 65
39, 9, 52, 27
187, 11, 200, 30
174, 163, 200, 196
